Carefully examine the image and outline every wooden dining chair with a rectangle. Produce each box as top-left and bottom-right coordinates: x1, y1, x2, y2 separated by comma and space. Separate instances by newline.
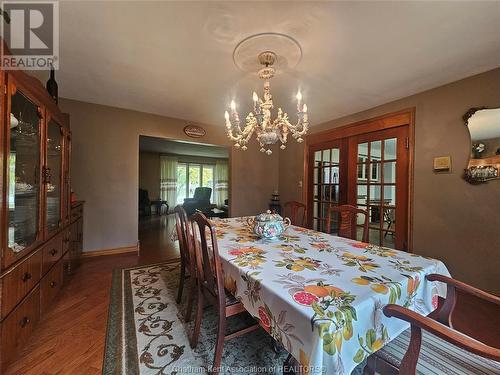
326, 204, 369, 242
190, 212, 260, 375
364, 274, 500, 375
283, 201, 307, 227
174, 205, 196, 322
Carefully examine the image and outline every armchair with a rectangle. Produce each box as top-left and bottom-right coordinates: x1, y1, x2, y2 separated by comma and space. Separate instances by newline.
183, 187, 213, 215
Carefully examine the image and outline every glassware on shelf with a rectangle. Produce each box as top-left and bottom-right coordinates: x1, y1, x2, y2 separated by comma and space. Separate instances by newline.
8, 91, 41, 253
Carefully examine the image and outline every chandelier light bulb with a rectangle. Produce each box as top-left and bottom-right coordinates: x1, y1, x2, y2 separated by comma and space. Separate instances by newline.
224, 50, 309, 155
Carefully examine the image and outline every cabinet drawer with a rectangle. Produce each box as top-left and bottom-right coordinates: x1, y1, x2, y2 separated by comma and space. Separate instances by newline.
42, 234, 63, 275
1, 251, 42, 319
1, 286, 40, 372
70, 204, 83, 221
40, 260, 63, 314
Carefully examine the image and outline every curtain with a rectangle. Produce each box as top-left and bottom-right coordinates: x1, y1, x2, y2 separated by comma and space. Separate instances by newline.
160, 155, 178, 211
214, 160, 228, 207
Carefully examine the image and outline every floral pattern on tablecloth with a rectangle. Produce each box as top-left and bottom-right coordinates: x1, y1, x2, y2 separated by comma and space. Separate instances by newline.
211, 217, 450, 375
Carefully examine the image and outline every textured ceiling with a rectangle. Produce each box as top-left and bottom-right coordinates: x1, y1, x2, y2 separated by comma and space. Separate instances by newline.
37, 1, 500, 127
139, 136, 229, 158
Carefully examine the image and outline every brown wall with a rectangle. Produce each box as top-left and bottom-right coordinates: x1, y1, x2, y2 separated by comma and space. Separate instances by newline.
139, 151, 160, 199
60, 99, 279, 252
279, 68, 500, 293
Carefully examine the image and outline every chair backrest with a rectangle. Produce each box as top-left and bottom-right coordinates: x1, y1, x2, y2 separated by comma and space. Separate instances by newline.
193, 187, 212, 202
174, 205, 194, 268
384, 274, 500, 373
284, 201, 307, 227
191, 212, 224, 307
326, 204, 368, 242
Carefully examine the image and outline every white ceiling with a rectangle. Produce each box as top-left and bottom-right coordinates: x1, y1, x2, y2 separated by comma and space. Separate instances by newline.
139, 136, 229, 158
38, 1, 500, 127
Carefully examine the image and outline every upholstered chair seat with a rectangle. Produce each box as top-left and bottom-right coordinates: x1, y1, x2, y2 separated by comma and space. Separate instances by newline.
375, 328, 500, 375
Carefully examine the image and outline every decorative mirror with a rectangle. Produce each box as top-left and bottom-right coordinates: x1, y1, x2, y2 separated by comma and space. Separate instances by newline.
463, 107, 500, 184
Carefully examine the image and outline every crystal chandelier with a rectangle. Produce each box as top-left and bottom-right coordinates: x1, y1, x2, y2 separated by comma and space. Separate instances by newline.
224, 51, 309, 155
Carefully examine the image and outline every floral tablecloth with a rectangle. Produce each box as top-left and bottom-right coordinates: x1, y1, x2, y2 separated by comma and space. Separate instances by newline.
211, 217, 450, 375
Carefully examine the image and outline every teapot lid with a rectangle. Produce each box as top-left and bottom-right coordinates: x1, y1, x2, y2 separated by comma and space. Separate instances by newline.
256, 210, 283, 222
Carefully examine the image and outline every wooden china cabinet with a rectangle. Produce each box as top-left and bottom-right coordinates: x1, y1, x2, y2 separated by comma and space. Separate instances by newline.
0, 41, 83, 371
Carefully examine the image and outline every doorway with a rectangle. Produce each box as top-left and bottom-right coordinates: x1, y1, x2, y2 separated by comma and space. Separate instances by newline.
138, 135, 230, 262
306, 110, 414, 251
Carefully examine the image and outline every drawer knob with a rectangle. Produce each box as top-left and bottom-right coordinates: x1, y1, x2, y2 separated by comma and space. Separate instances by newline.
21, 272, 32, 282
50, 281, 57, 288
50, 248, 57, 256
20, 316, 30, 328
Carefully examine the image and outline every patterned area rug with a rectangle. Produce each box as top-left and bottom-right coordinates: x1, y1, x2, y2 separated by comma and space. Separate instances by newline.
103, 260, 365, 374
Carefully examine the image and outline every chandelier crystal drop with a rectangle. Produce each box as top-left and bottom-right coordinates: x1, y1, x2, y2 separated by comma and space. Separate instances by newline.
224, 51, 309, 155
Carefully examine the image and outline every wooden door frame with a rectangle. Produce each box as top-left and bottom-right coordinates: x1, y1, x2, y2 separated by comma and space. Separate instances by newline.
304, 108, 415, 251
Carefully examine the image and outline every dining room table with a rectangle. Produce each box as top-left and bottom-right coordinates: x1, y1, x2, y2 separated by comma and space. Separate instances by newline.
210, 216, 451, 375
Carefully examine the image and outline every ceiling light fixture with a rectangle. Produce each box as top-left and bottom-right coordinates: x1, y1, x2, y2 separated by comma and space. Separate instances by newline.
224, 51, 308, 155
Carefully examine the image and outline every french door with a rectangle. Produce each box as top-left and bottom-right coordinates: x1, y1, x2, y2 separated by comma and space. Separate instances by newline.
348, 126, 409, 250
307, 113, 411, 251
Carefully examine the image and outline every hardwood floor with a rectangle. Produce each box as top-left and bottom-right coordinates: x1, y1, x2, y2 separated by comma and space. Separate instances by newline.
5, 214, 179, 375
4, 214, 499, 374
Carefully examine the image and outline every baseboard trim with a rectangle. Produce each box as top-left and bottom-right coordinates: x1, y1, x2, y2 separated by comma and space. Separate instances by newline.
81, 245, 138, 258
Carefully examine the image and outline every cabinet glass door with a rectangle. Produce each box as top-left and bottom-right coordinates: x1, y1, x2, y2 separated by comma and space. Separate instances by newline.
46, 119, 63, 232
8, 91, 42, 252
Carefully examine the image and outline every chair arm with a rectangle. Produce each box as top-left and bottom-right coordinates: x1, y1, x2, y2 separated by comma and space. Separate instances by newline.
384, 304, 500, 361
426, 274, 500, 306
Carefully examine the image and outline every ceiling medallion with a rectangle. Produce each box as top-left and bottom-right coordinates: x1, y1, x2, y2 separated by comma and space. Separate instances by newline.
224, 49, 308, 155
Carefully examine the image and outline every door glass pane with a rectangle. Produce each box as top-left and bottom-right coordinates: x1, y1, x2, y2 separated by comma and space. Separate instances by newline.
382, 231, 396, 248
8, 91, 41, 252
332, 165, 340, 184
357, 185, 367, 205
370, 163, 381, 182
384, 185, 396, 206
314, 150, 321, 166
357, 163, 369, 182
331, 148, 340, 164
322, 149, 331, 164
46, 120, 63, 232
322, 167, 331, 184
384, 138, 397, 160
313, 168, 318, 184
188, 164, 200, 197
369, 185, 381, 204
176, 164, 187, 204
369, 228, 382, 246
357, 142, 368, 158
383, 162, 396, 183
370, 140, 382, 161
368, 206, 381, 225
383, 207, 396, 233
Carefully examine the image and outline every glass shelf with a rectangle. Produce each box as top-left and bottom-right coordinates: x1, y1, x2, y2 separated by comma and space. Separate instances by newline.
8, 91, 41, 253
